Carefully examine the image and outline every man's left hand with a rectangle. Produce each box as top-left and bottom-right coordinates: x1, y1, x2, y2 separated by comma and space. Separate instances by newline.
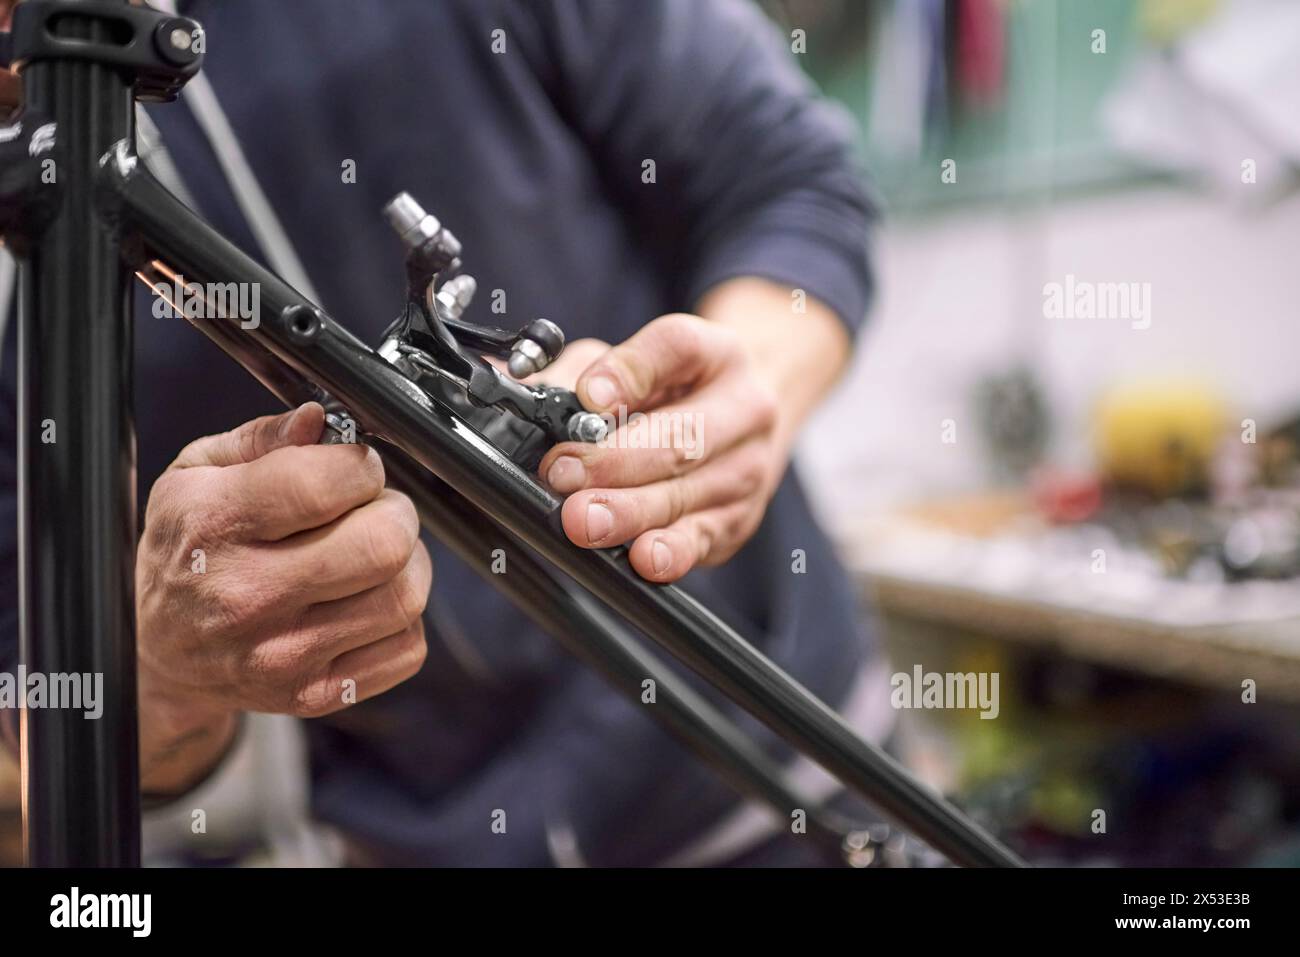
537, 313, 784, 582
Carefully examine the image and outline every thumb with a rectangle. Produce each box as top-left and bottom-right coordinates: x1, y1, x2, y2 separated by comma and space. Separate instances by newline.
575, 314, 716, 415
171, 402, 326, 469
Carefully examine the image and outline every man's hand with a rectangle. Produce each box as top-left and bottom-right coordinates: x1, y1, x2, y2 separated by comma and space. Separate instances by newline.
1, 3, 20, 111
536, 277, 850, 583
538, 315, 780, 581
136, 402, 431, 794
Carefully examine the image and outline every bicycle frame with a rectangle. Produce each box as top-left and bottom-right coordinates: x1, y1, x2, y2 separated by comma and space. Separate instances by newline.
3, 0, 1024, 868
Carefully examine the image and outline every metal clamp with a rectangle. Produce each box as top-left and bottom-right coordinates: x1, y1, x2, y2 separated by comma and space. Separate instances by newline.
7, 0, 204, 103
377, 192, 607, 458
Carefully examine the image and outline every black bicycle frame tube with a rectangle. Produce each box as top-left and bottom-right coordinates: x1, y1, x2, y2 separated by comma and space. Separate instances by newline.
380, 445, 867, 862
17, 12, 140, 867
102, 150, 1023, 868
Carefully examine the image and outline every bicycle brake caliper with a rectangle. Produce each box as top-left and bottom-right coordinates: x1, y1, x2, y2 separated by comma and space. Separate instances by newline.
373, 192, 607, 470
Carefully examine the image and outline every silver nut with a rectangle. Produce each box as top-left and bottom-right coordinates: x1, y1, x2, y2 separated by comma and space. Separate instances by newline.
383, 192, 441, 250
567, 412, 608, 444
383, 192, 425, 232
432, 274, 478, 320
507, 339, 547, 378
322, 412, 357, 446
443, 274, 477, 311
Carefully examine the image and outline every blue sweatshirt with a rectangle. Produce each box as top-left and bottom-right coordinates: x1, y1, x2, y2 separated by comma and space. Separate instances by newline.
0, 0, 877, 865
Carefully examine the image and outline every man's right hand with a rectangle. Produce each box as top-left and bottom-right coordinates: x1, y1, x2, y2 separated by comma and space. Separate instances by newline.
135, 402, 431, 795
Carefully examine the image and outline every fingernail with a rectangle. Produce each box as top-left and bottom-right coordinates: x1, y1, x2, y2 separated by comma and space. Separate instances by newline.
652, 539, 673, 576
585, 375, 618, 410
585, 503, 613, 544
546, 456, 585, 494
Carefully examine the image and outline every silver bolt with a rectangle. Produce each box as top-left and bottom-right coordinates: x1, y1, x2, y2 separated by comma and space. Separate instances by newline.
169, 28, 192, 51
567, 412, 608, 444
321, 412, 357, 446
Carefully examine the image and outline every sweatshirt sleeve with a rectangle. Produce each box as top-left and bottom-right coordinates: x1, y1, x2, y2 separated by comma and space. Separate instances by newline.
535, 0, 878, 333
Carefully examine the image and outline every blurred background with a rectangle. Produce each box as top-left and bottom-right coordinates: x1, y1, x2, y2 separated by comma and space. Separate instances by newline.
782, 0, 1300, 865
4, 0, 1300, 867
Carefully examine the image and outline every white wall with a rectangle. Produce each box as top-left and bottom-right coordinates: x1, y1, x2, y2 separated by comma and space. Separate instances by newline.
800, 185, 1300, 522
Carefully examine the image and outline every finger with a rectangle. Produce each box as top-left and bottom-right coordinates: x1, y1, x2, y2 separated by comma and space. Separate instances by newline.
575, 314, 732, 415
297, 540, 432, 656
538, 375, 774, 494
294, 619, 428, 718
0, 70, 20, 112
259, 488, 421, 605
558, 444, 765, 548
173, 402, 325, 469
628, 500, 758, 582
220, 442, 387, 542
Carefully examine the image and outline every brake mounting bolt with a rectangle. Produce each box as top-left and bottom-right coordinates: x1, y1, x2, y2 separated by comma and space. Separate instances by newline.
568, 412, 608, 444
